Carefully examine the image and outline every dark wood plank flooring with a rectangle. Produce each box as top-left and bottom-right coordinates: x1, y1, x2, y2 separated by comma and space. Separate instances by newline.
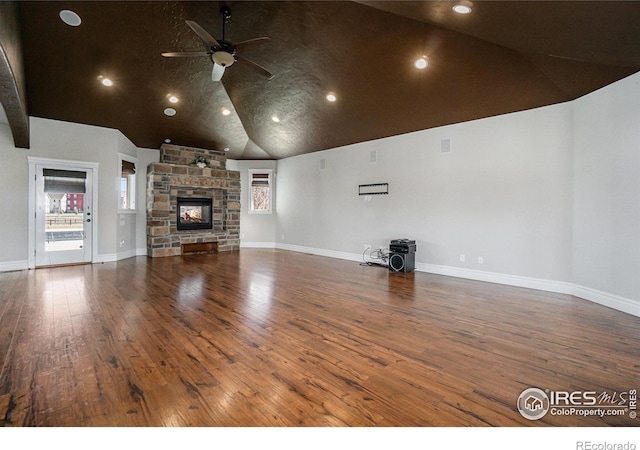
0, 249, 638, 426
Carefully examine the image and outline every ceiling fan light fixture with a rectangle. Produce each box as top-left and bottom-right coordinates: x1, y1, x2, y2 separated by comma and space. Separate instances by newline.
414, 56, 429, 69
212, 52, 235, 67
164, 108, 177, 117
59, 10, 82, 26
452, 1, 473, 14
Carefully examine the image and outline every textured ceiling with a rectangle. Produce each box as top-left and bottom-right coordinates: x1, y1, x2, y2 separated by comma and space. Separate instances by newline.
13, 1, 640, 159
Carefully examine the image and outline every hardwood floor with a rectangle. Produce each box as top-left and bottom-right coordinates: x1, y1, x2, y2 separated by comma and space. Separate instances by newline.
0, 249, 638, 426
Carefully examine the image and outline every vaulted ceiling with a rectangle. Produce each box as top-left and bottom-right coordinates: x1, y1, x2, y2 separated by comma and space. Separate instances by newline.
5, 1, 640, 159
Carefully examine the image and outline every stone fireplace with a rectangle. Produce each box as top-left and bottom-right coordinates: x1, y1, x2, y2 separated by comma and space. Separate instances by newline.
146, 144, 240, 257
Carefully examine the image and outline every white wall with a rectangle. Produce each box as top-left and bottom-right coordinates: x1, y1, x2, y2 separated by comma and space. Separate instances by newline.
0, 117, 156, 269
227, 159, 278, 247
0, 122, 28, 265
276, 103, 574, 283
115, 134, 140, 259
115, 146, 160, 259
572, 73, 640, 304
30, 118, 123, 258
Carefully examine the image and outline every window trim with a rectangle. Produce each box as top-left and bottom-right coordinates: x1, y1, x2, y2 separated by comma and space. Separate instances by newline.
248, 169, 273, 215
118, 153, 138, 213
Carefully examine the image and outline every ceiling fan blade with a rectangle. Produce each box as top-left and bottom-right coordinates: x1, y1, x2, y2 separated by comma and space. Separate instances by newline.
212, 62, 226, 81
185, 20, 221, 48
548, 53, 593, 64
162, 51, 210, 58
234, 37, 270, 53
236, 56, 273, 79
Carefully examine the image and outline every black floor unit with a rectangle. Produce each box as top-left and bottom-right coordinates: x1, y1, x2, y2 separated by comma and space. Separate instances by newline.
389, 239, 416, 273
389, 251, 415, 273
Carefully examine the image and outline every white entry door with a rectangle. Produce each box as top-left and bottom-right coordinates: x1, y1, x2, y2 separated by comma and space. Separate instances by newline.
34, 164, 93, 267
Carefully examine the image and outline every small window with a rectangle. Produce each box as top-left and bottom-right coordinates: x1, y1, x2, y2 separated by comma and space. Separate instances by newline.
119, 156, 136, 211
249, 169, 273, 214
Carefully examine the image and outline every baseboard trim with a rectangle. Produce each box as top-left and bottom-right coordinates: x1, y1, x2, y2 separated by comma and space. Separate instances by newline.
116, 249, 137, 261
274, 243, 639, 317
241, 241, 277, 249
0, 260, 29, 272
416, 262, 574, 295
571, 284, 640, 317
94, 253, 117, 263
98, 249, 146, 262
1, 253, 139, 271
276, 243, 362, 263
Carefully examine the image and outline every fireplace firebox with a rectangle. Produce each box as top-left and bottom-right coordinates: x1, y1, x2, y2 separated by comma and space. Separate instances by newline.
176, 197, 213, 231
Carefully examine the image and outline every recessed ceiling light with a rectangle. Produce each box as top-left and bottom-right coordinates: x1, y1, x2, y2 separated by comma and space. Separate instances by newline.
414, 57, 429, 70
59, 10, 82, 26
223, 147, 230, 152
164, 108, 176, 117
271, 115, 281, 123
164, 138, 172, 143
99, 76, 114, 87
452, 1, 473, 14
326, 93, 337, 102
221, 108, 231, 116
168, 95, 179, 103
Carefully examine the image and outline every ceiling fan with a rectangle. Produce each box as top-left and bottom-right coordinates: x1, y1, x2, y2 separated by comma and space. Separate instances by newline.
162, 6, 272, 81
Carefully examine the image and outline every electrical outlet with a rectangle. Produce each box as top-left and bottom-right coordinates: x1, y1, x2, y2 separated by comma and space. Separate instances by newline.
478, 256, 484, 264
460, 254, 466, 262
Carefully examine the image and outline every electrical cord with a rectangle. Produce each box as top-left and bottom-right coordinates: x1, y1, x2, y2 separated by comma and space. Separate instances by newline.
360, 247, 390, 268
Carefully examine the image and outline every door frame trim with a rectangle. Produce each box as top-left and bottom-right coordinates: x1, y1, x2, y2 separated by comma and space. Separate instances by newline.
27, 157, 100, 269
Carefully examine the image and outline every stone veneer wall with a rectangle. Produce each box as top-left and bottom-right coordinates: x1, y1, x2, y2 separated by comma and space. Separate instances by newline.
146, 144, 241, 257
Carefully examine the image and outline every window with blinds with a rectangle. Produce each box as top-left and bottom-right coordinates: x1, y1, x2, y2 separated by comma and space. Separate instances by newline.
120, 157, 136, 210
43, 169, 87, 194
249, 170, 272, 214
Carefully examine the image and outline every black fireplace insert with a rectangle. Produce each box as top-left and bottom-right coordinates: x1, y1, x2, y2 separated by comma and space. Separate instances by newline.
176, 197, 213, 231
